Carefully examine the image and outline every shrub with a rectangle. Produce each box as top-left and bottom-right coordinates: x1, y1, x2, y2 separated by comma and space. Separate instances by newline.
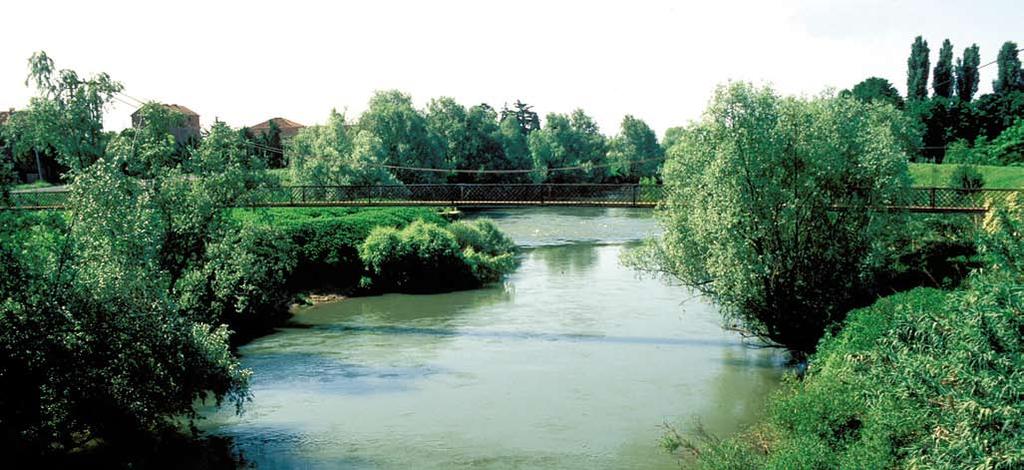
448, 219, 518, 283
949, 164, 985, 192
231, 207, 444, 288
358, 218, 518, 292
176, 224, 298, 335
687, 282, 1024, 469
359, 220, 471, 292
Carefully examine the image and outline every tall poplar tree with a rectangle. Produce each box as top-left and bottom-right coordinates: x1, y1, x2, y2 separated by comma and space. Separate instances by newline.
993, 41, 1022, 94
907, 36, 931, 101
932, 39, 954, 98
955, 44, 981, 102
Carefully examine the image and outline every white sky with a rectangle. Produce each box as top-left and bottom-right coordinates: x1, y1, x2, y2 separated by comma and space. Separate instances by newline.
2, 0, 1022, 136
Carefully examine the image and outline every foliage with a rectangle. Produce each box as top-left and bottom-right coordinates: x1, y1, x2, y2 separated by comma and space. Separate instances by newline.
841, 77, 904, 109
176, 224, 298, 335
910, 161, 1024, 188
975, 90, 1024, 139
288, 110, 398, 186
627, 83, 910, 352
251, 119, 285, 168
0, 162, 250, 457
359, 90, 444, 183
932, 39, 955, 98
687, 276, 1024, 469
528, 109, 608, 183
447, 219, 518, 283
907, 36, 931, 102
359, 220, 471, 292
940, 119, 1024, 166
233, 207, 443, 288
606, 115, 663, 182
662, 126, 686, 153
682, 185, 1024, 470
955, 44, 981, 102
106, 102, 184, 178
500, 100, 541, 135
19, 51, 123, 171
993, 41, 1022, 94
948, 164, 985, 191
358, 218, 517, 292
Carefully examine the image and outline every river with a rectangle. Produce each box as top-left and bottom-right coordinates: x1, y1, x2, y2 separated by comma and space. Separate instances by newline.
198, 207, 785, 469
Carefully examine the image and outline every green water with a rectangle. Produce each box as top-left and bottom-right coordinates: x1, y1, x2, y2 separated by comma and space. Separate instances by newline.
199, 208, 784, 469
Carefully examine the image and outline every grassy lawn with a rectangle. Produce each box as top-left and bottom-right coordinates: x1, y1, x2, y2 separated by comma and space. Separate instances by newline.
910, 163, 1024, 189
12, 180, 54, 191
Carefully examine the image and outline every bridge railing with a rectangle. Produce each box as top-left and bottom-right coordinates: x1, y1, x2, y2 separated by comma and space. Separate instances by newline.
236, 183, 667, 207
4, 184, 1022, 211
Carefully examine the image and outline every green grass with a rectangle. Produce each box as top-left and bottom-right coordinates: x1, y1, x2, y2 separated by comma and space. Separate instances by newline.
910, 162, 1024, 189
12, 180, 55, 191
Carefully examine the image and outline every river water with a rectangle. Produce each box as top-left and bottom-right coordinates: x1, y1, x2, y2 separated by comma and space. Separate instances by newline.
199, 208, 785, 469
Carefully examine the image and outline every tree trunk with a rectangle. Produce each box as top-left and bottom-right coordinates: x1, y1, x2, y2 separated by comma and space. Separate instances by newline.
33, 148, 45, 182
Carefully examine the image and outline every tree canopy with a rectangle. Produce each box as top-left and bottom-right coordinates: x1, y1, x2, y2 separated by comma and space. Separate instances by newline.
627, 83, 910, 352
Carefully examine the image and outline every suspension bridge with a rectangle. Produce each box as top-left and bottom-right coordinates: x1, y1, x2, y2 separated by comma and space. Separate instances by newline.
4, 184, 1019, 213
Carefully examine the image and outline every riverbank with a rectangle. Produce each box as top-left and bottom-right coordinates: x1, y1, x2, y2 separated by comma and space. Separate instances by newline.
674, 206, 1024, 468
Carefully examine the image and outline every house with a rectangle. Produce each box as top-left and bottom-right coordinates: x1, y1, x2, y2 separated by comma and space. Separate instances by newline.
0, 107, 13, 126
131, 103, 201, 145
247, 117, 306, 140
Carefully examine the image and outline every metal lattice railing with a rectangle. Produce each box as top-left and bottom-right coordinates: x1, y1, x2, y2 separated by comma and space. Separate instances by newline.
4, 185, 1022, 212
234, 184, 666, 207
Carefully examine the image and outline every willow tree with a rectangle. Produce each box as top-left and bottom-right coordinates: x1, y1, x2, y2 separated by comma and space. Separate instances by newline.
20, 51, 122, 172
627, 83, 911, 353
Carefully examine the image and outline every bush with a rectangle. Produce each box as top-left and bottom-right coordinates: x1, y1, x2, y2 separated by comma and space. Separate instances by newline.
176, 224, 298, 335
359, 220, 472, 292
687, 282, 1024, 469
448, 219, 517, 283
359, 218, 517, 292
231, 207, 445, 288
949, 164, 985, 192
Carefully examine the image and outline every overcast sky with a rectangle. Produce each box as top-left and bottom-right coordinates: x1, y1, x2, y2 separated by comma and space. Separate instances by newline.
2, 0, 1021, 136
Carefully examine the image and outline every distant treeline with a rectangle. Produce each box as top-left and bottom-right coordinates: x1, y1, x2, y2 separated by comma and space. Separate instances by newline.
841, 38, 1024, 165
282, 92, 665, 186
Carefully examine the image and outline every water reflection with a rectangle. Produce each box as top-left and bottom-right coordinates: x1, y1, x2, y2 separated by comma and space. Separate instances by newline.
528, 243, 600, 276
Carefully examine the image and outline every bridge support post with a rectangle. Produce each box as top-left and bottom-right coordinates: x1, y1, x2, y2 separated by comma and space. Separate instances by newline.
631, 184, 638, 207
930, 188, 936, 209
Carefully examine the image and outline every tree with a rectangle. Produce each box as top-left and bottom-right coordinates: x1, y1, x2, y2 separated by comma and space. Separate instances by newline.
662, 127, 686, 153
460, 104, 526, 182
528, 109, 608, 183
497, 116, 533, 180
993, 41, 1022, 94
253, 120, 285, 168
425, 97, 470, 174
626, 83, 910, 353
955, 44, 981, 102
842, 77, 904, 108
358, 90, 444, 183
606, 115, 663, 182
933, 39, 955, 98
1, 110, 64, 183
907, 36, 931, 101
105, 102, 184, 178
975, 90, 1024, 139
500, 100, 541, 135
20, 51, 123, 172
288, 110, 396, 186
